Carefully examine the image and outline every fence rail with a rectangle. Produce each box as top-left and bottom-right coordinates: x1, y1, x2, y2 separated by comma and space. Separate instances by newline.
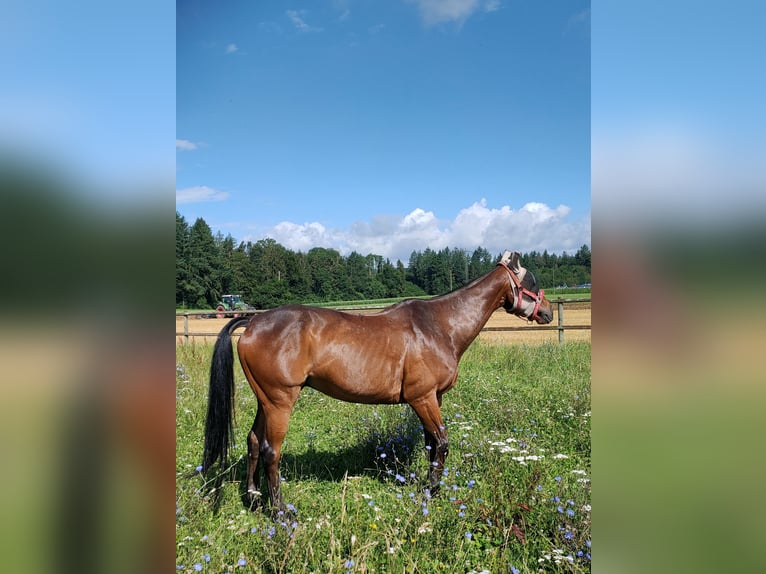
176, 298, 590, 344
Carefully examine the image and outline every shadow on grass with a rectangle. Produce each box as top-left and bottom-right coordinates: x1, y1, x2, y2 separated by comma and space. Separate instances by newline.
232, 428, 425, 510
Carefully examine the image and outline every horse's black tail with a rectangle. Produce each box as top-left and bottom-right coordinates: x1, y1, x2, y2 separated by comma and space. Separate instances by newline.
201, 316, 252, 475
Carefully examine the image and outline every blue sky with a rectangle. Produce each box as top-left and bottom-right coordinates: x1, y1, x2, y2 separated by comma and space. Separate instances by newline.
177, 0, 591, 262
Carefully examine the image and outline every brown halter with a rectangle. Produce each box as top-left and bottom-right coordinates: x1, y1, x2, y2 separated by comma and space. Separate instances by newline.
497, 261, 545, 322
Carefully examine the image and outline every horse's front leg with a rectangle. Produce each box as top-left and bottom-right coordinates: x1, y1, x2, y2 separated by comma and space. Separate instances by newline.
410, 394, 449, 495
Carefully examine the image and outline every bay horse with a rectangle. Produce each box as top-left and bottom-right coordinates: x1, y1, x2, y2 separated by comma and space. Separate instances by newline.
201, 250, 553, 510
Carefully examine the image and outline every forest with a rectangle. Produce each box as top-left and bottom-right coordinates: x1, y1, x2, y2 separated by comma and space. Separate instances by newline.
176, 212, 591, 309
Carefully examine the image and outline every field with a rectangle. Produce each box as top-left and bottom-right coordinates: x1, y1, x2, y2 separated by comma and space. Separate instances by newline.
176, 339, 591, 573
176, 304, 591, 346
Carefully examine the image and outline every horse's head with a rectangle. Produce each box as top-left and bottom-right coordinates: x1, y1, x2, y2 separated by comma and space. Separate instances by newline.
498, 251, 554, 324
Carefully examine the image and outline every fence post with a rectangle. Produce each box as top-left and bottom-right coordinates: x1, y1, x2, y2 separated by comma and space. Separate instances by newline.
183, 312, 189, 344
557, 300, 565, 344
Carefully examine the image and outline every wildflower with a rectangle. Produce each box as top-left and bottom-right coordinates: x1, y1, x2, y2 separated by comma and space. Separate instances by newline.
557, 505, 564, 513
237, 558, 247, 567
554, 476, 561, 482
511, 567, 520, 574
195, 465, 203, 473
465, 532, 473, 540
422, 506, 429, 516
467, 479, 476, 488
203, 554, 210, 562
566, 508, 575, 517
193, 564, 203, 572
395, 473, 406, 483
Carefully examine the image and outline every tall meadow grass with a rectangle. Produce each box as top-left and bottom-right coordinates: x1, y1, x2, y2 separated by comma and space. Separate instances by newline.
176, 341, 590, 573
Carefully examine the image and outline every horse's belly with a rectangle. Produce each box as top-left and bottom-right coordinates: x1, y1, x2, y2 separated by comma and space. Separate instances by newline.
305, 374, 401, 405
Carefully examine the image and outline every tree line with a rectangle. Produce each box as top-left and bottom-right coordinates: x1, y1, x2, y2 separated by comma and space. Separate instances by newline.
176, 212, 591, 309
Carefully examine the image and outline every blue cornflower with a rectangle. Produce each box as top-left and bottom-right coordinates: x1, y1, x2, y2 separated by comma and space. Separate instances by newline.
237, 558, 247, 567
557, 505, 564, 513
467, 479, 476, 488
344, 559, 355, 568
395, 473, 406, 483
465, 532, 472, 540
195, 465, 203, 473
566, 508, 575, 517
193, 563, 203, 571
565, 531, 573, 540
511, 567, 520, 574
422, 506, 429, 516
203, 554, 210, 562
554, 476, 561, 482
286, 503, 296, 512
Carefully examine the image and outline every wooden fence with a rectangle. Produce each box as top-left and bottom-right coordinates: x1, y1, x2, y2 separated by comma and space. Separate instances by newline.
176, 298, 590, 344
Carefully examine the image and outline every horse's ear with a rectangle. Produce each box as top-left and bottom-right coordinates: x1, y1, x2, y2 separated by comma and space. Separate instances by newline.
509, 251, 522, 273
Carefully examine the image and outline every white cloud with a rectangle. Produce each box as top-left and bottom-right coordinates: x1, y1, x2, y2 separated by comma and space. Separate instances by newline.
286, 10, 323, 32
252, 200, 589, 262
225, 43, 238, 53
176, 139, 198, 151
176, 186, 229, 204
408, 0, 500, 26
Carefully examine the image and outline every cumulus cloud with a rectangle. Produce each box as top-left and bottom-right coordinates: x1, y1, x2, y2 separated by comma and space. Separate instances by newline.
225, 43, 238, 54
176, 186, 229, 204
252, 199, 589, 263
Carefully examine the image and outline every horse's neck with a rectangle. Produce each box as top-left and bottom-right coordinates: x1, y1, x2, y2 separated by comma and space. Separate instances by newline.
433, 268, 506, 353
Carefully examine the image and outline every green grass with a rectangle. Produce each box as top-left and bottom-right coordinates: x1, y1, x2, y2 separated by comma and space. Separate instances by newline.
176, 341, 591, 573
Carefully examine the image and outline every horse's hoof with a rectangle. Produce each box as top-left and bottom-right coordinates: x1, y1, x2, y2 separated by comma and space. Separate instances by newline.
244, 489, 261, 510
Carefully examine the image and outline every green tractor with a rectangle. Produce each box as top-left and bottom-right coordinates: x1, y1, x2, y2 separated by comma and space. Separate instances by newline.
215, 294, 254, 318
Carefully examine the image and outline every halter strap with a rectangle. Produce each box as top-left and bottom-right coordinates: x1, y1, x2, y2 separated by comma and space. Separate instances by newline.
496, 261, 545, 322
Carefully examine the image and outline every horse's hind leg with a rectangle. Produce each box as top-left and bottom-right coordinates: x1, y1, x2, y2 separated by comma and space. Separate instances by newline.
244, 408, 264, 508
260, 396, 299, 512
